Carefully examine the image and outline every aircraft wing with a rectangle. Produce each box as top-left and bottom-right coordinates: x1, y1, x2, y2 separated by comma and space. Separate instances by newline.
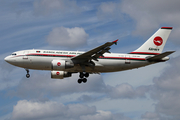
146, 51, 175, 61
71, 39, 118, 64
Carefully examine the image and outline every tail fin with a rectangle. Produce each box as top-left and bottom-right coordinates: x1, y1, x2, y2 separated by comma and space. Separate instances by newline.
130, 27, 172, 55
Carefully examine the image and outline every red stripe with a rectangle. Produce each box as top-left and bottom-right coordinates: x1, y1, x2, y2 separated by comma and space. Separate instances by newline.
27, 53, 76, 57
128, 58, 146, 60
161, 27, 173, 29
99, 56, 145, 61
27, 53, 146, 61
130, 52, 160, 55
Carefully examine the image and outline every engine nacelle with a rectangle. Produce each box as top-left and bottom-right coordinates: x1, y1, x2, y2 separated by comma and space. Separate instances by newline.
51, 60, 74, 70
51, 71, 72, 79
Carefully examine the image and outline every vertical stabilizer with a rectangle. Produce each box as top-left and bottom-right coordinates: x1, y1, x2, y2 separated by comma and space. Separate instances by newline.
130, 27, 172, 55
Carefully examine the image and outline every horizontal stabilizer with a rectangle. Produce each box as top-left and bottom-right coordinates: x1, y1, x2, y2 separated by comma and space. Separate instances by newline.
146, 51, 175, 61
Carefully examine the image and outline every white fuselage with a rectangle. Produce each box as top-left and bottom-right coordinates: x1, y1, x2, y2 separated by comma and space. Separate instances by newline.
4, 49, 155, 73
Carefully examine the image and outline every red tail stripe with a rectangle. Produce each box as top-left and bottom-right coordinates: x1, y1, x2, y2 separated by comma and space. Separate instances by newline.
130, 52, 160, 55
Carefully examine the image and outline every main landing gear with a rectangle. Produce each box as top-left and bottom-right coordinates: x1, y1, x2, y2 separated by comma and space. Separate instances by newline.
78, 72, 89, 84
26, 69, 30, 78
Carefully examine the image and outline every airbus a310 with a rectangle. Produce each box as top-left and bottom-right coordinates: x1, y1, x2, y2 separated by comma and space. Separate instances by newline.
4, 27, 175, 83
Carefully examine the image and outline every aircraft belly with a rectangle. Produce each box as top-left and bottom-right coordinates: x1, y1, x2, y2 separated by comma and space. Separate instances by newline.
91, 59, 151, 73
94, 59, 125, 72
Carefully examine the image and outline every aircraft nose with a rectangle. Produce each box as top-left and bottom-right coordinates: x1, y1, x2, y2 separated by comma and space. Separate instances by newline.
4, 56, 11, 63
4, 55, 19, 66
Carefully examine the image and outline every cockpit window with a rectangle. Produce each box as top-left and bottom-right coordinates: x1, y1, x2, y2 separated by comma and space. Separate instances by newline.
11, 53, 17, 56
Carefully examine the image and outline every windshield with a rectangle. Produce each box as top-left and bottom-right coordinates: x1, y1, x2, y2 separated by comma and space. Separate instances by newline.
11, 53, 17, 56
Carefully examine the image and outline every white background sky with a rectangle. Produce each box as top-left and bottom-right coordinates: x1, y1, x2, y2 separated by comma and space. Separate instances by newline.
0, 0, 180, 120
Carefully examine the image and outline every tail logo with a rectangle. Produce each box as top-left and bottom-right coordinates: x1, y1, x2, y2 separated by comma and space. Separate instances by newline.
153, 36, 163, 46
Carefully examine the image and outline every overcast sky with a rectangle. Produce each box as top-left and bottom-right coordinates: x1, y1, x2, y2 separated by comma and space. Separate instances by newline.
0, 0, 180, 120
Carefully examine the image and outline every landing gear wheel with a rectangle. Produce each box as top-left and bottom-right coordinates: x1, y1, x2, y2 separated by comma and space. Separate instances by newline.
26, 74, 30, 78
78, 79, 82, 84
82, 78, 87, 83
25, 69, 30, 78
79, 72, 84, 78
84, 73, 89, 78
78, 72, 89, 83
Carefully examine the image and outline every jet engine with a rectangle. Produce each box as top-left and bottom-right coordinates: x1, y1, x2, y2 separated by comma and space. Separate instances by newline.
51, 60, 74, 70
51, 71, 72, 79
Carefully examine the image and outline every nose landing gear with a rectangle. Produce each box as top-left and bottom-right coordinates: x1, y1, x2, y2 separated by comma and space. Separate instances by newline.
78, 72, 89, 84
26, 69, 30, 78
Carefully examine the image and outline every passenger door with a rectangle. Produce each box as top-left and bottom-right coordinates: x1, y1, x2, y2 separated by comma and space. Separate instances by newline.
125, 55, 131, 64
23, 51, 28, 59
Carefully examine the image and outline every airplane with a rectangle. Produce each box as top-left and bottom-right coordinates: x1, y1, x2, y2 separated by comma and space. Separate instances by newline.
4, 27, 175, 84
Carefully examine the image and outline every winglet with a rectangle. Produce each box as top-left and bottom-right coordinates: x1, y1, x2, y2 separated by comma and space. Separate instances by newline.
161, 27, 173, 29
113, 39, 118, 45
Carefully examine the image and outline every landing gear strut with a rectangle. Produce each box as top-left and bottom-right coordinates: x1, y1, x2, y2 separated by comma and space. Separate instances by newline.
78, 72, 89, 84
26, 69, 30, 78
